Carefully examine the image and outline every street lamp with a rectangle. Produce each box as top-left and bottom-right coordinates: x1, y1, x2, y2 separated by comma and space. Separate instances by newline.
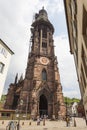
73, 110, 76, 127
17, 99, 23, 130
25, 96, 28, 120
65, 97, 69, 127
72, 103, 77, 127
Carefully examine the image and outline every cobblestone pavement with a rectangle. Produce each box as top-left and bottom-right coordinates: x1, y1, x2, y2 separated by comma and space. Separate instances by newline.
0, 117, 87, 130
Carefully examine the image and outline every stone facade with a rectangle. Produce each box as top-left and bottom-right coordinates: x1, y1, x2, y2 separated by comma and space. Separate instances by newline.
4, 8, 66, 119
64, 0, 87, 118
0, 39, 14, 99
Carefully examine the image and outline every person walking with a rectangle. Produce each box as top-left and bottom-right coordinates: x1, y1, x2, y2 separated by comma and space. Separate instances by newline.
6, 121, 11, 130
17, 121, 20, 130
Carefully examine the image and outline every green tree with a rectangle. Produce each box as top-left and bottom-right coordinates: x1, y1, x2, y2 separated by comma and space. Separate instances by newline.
64, 97, 80, 106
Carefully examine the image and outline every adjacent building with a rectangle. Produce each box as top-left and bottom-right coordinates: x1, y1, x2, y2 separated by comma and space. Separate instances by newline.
4, 8, 66, 119
0, 39, 14, 99
64, 0, 87, 117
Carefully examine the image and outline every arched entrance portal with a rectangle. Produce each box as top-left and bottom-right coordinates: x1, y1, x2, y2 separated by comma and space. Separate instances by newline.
39, 94, 48, 116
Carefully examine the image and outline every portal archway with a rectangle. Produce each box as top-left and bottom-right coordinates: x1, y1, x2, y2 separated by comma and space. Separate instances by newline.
12, 95, 19, 109
39, 94, 48, 116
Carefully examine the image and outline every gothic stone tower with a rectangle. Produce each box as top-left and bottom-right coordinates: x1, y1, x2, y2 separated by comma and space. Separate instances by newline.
4, 8, 66, 119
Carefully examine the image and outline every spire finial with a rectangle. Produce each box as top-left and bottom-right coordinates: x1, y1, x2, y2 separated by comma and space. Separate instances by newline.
42, 6, 44, 10
18, 73, 23, 83
14, 73, 18, 84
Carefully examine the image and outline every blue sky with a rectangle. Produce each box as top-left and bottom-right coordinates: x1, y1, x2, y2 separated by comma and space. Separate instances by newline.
0, 0, 81, 98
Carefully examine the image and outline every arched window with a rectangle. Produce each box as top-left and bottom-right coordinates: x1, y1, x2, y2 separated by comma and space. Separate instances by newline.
42, 69, 47, 80
42, 26, 47, 38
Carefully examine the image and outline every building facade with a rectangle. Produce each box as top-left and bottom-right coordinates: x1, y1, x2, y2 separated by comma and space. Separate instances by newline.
0, 39, 14, 99
4, 8, 66, 119
64, 0, 87, 117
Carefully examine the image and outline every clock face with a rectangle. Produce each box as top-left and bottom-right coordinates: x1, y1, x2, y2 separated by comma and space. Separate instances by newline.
40, 57, 49, 65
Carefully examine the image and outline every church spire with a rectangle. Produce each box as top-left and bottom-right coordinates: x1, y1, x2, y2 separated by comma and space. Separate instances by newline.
18, 74, 23, 83
4, 8, 66, 119
14, 73, 18, 84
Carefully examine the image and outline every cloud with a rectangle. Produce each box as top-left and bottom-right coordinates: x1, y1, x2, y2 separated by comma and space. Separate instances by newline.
64, 90, 81, 99
54, 35, 81, 98
46, 0, 64, 15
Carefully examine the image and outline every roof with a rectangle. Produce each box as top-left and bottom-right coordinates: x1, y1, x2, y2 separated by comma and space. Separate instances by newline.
32, 8, 54, 33
0, 39, 14, 55
0, 109, 15, 112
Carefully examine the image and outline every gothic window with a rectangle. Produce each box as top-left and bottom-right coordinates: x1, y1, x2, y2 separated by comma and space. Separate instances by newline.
42, 42, 47, 48
42, 69, 47, 80
42, 26, 47, 38
42, 31, 47, 38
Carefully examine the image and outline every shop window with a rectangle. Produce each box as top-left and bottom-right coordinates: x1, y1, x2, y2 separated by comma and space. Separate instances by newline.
1, 113, 10, 117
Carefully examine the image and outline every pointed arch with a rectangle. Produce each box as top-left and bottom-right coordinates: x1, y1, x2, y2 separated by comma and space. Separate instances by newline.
42, 69, 47, 81
39, 94, 48, 115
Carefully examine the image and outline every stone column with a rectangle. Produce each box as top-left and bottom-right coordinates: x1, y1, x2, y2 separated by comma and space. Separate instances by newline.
52, 95, 55, 119
31, 100, 38, 119
37, 101, 39, 116
40, 29, 42, 53
48, 103, 53, 118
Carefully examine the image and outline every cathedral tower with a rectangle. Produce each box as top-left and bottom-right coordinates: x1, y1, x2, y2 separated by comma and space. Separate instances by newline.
4, 8, 66, 119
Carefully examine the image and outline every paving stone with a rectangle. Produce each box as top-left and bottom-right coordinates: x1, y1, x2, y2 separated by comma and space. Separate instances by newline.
0, 117, 86, 130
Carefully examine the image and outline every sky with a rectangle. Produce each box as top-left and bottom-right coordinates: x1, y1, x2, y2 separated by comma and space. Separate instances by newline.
0, 0, 81, 98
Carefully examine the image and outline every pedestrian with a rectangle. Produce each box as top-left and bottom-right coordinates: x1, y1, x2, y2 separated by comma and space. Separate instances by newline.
14, 121, 18, 130
86, 119, 87, 126
74, 118, 76, 127
43, 117, 45, 126
85, 114, 87, 126
10, 121, 16, 130
17, 121, 20, 130
66, 117, 70, 127
6, 121, 11, 130
37, 116, 40, 125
